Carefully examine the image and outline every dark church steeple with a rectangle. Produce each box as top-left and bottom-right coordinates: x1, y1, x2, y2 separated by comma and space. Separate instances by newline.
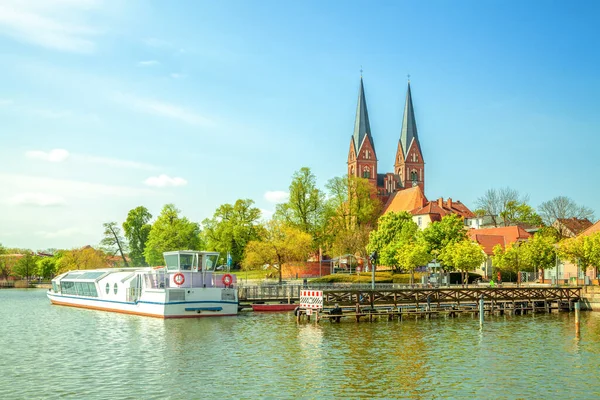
348, 76, 377, 185
395, 80, 425, 192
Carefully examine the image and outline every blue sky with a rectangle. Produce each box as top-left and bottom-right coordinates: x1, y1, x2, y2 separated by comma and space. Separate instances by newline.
1, 0, 599, 250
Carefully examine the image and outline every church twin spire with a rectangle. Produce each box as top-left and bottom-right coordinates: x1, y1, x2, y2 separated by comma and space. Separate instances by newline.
348, 75, 425, 195
352, 77, 375, 156
399, 82, 422, 158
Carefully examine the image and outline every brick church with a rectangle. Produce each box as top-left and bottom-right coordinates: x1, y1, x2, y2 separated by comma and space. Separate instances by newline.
347, 76, 474, 227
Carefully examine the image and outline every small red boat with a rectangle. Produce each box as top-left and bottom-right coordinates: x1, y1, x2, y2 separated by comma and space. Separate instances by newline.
251, 303, 298, 312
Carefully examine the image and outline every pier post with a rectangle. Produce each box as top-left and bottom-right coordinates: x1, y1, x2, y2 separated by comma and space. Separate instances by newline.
479, 296, 484, 327
575, 301, 580, 336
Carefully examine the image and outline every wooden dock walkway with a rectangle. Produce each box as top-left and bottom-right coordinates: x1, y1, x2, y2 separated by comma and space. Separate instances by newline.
295, 286, 582, 323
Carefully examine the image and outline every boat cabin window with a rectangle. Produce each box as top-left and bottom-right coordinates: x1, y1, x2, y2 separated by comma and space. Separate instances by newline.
164, 253, 199, 271
164, 254, 180, 271
60, 281, 98, 297
204, 254, 218, 271
179, 254, 196, 271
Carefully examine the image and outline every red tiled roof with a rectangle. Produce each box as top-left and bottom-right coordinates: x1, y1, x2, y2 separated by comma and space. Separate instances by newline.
556, 218, 593, 236
467, 226, 532, 245
383, 186, 427, 214
411, 197, 475, 219
470, 234, 505, 255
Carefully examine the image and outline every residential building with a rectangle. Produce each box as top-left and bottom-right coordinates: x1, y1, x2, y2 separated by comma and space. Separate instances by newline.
467, 226, 532, 279
552, 217, 593, 238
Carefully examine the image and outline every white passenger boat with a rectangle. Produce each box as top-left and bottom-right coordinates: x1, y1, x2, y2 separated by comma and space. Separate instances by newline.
47, 250, 238, 318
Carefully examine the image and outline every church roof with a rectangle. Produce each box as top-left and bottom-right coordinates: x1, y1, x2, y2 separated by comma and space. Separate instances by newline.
383, 185, 427, 214
399, 82, 422, 157
352, 77, 375, 154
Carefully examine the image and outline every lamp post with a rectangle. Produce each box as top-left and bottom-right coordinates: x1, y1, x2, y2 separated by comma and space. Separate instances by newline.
370, 251, 378, 290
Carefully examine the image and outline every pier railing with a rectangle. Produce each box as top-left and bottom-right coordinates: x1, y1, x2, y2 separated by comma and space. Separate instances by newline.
323, 286, 582, 306
237, 283, 582, 306
238, 284, 303, 302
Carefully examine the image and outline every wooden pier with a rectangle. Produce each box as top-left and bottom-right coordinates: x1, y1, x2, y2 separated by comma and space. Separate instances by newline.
295, 286, 582, 323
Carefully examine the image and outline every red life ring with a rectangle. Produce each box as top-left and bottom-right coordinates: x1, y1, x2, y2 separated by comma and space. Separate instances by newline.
222, 273, 233, 287
173, 273, 185, 286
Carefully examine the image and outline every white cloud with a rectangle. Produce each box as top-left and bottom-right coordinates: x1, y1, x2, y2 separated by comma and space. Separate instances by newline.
144, 174, 187, 188
25, 148, 70, 162
36, 227, 80, 239
264, 191, 289, 204
138, 60, 159, 67
0, 0, 101, 53
113, 92, 213, 126
9, 192, 66, 207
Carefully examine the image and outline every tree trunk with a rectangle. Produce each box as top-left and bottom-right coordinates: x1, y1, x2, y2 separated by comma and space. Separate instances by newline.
109, 225, 129, 267
277, 256, 283, 284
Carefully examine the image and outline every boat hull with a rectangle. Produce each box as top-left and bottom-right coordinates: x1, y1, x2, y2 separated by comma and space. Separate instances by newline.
251, 303, 298, 312
47, 291, 238, 318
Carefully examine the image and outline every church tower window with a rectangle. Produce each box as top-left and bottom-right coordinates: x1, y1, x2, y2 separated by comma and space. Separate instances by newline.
410, 170, 418, 183
363, 166, 371, 179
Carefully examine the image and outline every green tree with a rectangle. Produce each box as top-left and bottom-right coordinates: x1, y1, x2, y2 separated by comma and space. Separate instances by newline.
13, 252, 39, 281
56, 247, 109, 274
396, 238, 431, 285
123, 206, 152, 267
36, 257, 57, 279
421, 214, 467, 256
558, 232, 600, 280
144, 204, 202, 266
100, 222, 129, 267
492, 243, 522, 282
367, 211, 419, 271
202, 199, 261, 268
275, 167, 325, 241
323, 175, 381, 257
243, 220, 312, 283
439, 240, 486, 285
0, 253, 20, 281
519, 234, 557, 283
328, 225, 372, 260
500, 200, 543, 227
536, 226, 561, 242
0, 243, 9, 280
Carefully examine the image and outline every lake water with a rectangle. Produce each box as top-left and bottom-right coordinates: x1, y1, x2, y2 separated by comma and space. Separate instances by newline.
2, 289, 600, 399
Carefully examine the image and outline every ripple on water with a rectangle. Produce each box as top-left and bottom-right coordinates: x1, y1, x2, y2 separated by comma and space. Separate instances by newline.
2, 290, 600, 399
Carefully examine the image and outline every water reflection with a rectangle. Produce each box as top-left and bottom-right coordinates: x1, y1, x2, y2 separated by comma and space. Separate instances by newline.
2, 290, 600, 399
